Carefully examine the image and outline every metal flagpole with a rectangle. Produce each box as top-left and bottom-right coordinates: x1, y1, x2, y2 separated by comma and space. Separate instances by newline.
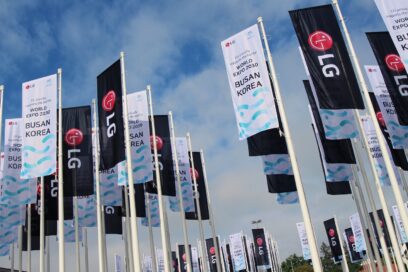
123, 186, 134, 272
168, 111, 193, 272
84, 228, 89, 272
74, 197, 81, 272
400, 168, 408, 199
349, 169, 376, 272
186, 133, 208, 272
257, 17, 323, 271
147, 85, 172, 272
101, 206, 108, 272
40, 175, 45, 272
332, 0, 408, 236
27, 204, 31, 272
46, 236, 50, 272
10, 243, 14, 272
92, 99, 105, 272
199, 150, 222, 272
334, 217, 349, 272
145, 191, 158, 272
120, 51, 142, 271
18, 225, 22, 272
123, 219, 130, 272
57, 68, 65, 272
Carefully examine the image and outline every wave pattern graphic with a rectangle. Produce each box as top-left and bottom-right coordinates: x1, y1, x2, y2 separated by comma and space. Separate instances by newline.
277, 192, 299, 205
78, 196, 97, 228
100, 170, 122, 206
142, 195, 160, 227
2, 177, 36, 207
62, 220, 82, 243
325, 164, 353, 182
388, 121, 408, 148
262, 154, 293, 175
320, 110, 358, 139
375, 164, 392, 187
118, 145, 153, 186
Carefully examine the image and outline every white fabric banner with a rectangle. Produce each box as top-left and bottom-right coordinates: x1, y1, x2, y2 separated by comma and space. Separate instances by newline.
21, 74, 57, 178
156, 248, 165, 272
191, 247, 200, 272
114, 255, 123, 272
100, 166, 122, 206
262, 154, 293, 175
277, 192, 299, 205
169, 137, 195, 212
143, 255, 153, 272
61, 220, 82, 243
374, 0, 408, 71
365, 65, 408, 148
142, 194, 160, 227
296, 222, 311, 260
229, 232, 247, 271
77, 195, 97, 227
3, 119, 36, 208
349, 213, 367, 252
392, 204, 408, 244
118, 90, 153, 185
221, 24, 279, 140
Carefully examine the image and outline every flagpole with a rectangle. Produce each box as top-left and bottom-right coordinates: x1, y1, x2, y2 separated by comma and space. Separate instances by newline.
333, 216, 349, 272
39, 176, 45, 272
18, 225, 22, 272
332, 0, 408, 237
123, 218, 130, 272
120, 52, 142, 271
200, 149, 222, 272
74, 196, 81, 272
46, 236, 50, 272
27, 204, 31, 272
145, 192, 158, 272
123, 186, 135, 272
101, 206, 108, 272
147, 85, 172, 272
168, 111, 193, 272
400, 168, 408, 199
257, 17, 323, 272
186, 133, 208, 272
92, 99, 105, 272
10, 242, 14, 272
84, 228, 89, 272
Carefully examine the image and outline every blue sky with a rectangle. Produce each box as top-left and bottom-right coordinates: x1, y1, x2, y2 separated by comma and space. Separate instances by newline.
0, 0, 401, 271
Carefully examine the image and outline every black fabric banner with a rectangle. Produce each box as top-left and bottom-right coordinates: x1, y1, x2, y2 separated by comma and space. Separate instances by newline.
104, 205, 122, 235
121, 184, 146, 218
252, 228, 271, 271
325, 182, 351, 195
145, 115, 176, 196
344, 228, 363, 263
266, 174, 296, 193
323, 218, 343, 260
369, 92, 408, 170
177, 244, 192, 272
46, 220, 57, 236
172, 251, 179, 272
206, 237, 220, 272
367, 32, 408, 125
43, 175, 73, 220
369, 209, 392, 248
22, 226, 40, 251
97, 59, 125, 170
225, 244, 234, 272
185, 152, 209, 220
304, 80, 356, 164
242, 236, 252, 272
62, 105, 93, 197
25, 204, 40, 236
290, 5, 364, 110
247, 129, 287, 156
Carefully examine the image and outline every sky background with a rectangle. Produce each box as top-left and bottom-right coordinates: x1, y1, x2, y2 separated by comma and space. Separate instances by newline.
0, 0, 405, 271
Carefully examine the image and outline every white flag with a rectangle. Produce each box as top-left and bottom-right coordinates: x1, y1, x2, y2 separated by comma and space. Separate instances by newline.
191, 247, 200, 272
221, 24, 279, 140
77, 195, 97, 227
229, 232, 247, 271
392, 204, 408, 244
114, 255, 123, 272
349, 213, 366, 252
143, 255, 153, 272
142, 194, 160, 227
374, 0, 408, 72
156, 248, 165, 272
21, 74, 57, 178
296, 222, 311, 260
100, 166, 122, 206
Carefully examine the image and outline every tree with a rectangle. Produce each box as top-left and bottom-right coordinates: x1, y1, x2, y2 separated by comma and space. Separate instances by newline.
281, 254, 312, 272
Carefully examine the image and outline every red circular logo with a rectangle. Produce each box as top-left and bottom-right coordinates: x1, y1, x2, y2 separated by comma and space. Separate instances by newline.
102, 90, 116, 111
65, 128, 84, 146
190, 168, 200, 180
385, 54, 404, 72
380, 220, 384, 228
210, 247, 216, 255
182, 253, 186, 262
256, 238, 263, 246
150, 135, 164, 151
37, 183, 42, 196
376, 112, 386, 128
308, 31, 333, 51
329, 228, 335, 237
348, 235, 355, 243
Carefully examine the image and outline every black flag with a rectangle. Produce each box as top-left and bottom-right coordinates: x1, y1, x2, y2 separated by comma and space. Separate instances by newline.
369, 209, 392, 248
344, 228, 363, 263
290, 5, 364, 110
145, 115, 176, 196
206, 237, 221, 272
43, 175, 74, 220
252, 228, 271, 271
97, 59, 125, 170
104, 206, 122, 235
185, 152, 209, 220
63, 106, 93, 196
367, 32, 408, 125
26, 204, 40, 236
323, 218, 343, 262
177, 244, 192, 272
121, 184, 146, 218
22, 226, 40, 251
225, 244, 234, 272
266, 175, 296, 193
172, 251, 179, 272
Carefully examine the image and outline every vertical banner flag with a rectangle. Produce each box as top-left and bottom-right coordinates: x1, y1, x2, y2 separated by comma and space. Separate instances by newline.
289, 5, 364, 110
115, 255, 123, 272
100, 166, 122, 206
21, 74, 57, 179
296, 222, 311, 260
276, 192, 299, 204
206, 237, 220, 272
77, 195, 97, 227
177, 244, 192, 272
172, 251, 179, 272
121, 184, 146, 218
344, 228, 363, 263
349, 213, 367, 252
365, 65, 408, 148
191, 247, 200, 272
62, 220, 82, 243
251, 228, 271, 271
367, 32, 408, 125
141, 194, 160, 227
169, 137, 195, 212
157, 249, 165, 272
43, 174, 74, 220
143, 255, 153, 272
323, 218, 343, 262
374, 0, 408, 71
221, 24, 279, 139
104, 206, 122, 235
97, 59, 125, 170
392, 204, 408, 244
369, 209, 392, 248
225, 243, 234, 272
118, 90, 153, 185
63, 106, 93, 196
229, 232, 247, 272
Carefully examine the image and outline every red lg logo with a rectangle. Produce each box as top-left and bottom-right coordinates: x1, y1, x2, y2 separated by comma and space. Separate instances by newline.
376, 112, 386, 128
182, 253, 186, 262
329, 228, 335, 237
348, 235, 355, 243
190, 168, 200, 180
308, 31, 333, 51
65, 128, 84, 146
256, 238, 263, 246
102, 90, 116, 111
210, 247, 216, 255
150, 135, 164, 151
385, 54, 405, 72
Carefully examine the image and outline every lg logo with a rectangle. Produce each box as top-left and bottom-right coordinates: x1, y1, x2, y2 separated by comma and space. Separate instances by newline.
209, 247, 216, 264
105, 206, 115, 214
257, 238, 264, 255
65, 128, 83, 169
385, 54, 408, 96
328, 228, 337, 247
308, 31, 340, 78
102, 90, 117, 138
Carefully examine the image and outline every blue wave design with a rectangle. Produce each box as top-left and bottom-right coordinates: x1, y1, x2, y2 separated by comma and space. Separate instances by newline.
135, 176, 149, 184
132, 155, 145, 164
238, 110, 269, 129
136, 145, 148, 154
133, 165, 147, 173
320, 110, 348, 117
100, 182, 115, 188
388, 121, 408, 131
252, 87, 268, 97
106, 174, 116, 180
42, 134, 55, 143
4, 187, 29, 196
237, 99, 265, 112
3, 176, 16, 183
22, 145, 51, 154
